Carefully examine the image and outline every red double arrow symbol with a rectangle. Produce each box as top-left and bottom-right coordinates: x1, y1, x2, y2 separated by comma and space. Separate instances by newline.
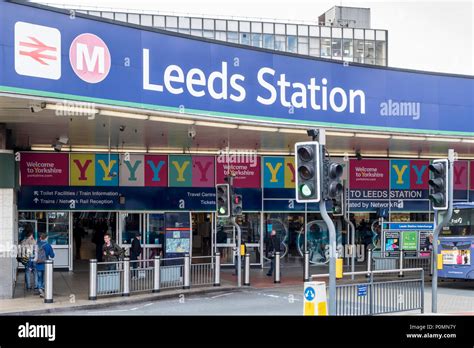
19, 36, 57, 65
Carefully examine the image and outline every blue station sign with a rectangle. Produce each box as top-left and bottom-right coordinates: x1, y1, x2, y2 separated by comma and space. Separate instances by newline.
0, 1, 473, 135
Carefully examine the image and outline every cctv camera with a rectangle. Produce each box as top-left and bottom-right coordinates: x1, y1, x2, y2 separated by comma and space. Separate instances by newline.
120, 125, 126, 132
188, 127, 196, 139
30, 103, 45, 113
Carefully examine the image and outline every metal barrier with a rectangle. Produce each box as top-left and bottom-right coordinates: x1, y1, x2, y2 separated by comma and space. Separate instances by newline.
274, 251, 281, 284
190, 256, 214, 286
90, 254, 221, 299
371, 250, 432, 275
244, 253, 250, 286
44, 259, 53, 304
311, 268, 425, 315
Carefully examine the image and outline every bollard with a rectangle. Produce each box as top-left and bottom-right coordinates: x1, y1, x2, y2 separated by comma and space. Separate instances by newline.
244, 253, 250, 286
153, 256, 161, 293
366, 248, 372, 278
44, 259, 53, 304
214, 252, 221, 286
123, 258, 130, 296
274, 251, 281, 284
89, 259, 97, 300
303, 250, 310, 282
183, 254, 190, 289
399, 250, 404, 277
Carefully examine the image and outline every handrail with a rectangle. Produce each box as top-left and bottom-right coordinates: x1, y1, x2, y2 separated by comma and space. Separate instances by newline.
311, 267, 424, 279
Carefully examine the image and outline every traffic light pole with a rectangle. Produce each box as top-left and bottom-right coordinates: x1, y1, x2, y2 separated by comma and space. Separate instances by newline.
231, 217, 242, 287
431, 149, 454, 313
320, 199, 337, 315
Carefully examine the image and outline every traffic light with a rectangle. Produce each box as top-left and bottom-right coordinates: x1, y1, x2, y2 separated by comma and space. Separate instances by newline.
428, 159, 448, 210
294, 141, 321, 203
331, 185, 344, 216
216, 184, 230, 217
231, 194, 243, 216
323, 159, 343, 200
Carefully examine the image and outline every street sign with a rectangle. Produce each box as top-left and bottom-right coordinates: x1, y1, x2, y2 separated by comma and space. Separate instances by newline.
303, 281, 327, 316
357, 284, 368, 297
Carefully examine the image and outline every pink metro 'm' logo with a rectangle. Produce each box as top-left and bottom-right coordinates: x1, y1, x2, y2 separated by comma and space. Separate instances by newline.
69, 33, 111, 83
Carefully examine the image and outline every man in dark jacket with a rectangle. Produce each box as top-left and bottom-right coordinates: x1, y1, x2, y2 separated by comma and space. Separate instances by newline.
130, 233, 142, 278
266, 229, 281, 276
35, 233, 55, 297
102, 233, 123, 270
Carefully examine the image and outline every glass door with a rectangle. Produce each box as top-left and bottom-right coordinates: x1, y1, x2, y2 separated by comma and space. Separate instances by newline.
214, 215, 236, 266
119, 212, 142, 256
144, 213, 165, 261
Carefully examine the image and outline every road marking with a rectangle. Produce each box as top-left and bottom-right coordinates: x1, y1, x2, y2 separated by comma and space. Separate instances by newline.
143, 303, 153, 307
130, 307, 139, 311
211, 292, 234, 299
89, 309, 131, 314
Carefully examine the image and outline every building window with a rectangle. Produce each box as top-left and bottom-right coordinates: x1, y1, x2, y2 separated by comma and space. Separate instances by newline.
179, 28, 190, 35
331, 38, 342, 58
216, 20, 226, 31
251, 22, 262, 33
298, 36, 309, 55
309, 37, 320, 57
240, 32, 250, 45
263, 23, 274, 34
364, 40, 375, 64
239, 21, 250, 33
203, 19, 214, 30
275, 35, 286, 51
101, 12, 114, 20
298, 25, 309, 36
275, 23, 285, 35
286, 24, 297, 36
287, 35, 297, 53
166, 16, 178, 28
375, 41, 387, 65
321, 37, 331, 57
228, 20, 238, 32
128, 14, 140, 25
216, 31, 226, 41
115, 13, 127, 22
343, 39, 353, 58
251, 33, 262, 47
263, 34, 274, 49
179, 17, 190, 29
354, 39, 364, 63
191, 29, 203, 37
203, 30, 214, 39
154, 15, 165, 28
141, 15, 152, 26
227, 32, 239, 44
191, 18, 203, 30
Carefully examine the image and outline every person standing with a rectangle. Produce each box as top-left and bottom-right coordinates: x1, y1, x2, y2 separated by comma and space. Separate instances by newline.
20, 232, 37, 291
130, 233, 142, 278
73, 221, 85, 260
35, 233, 55, 297
102, 233, 123, 270
266, 229, 281, 277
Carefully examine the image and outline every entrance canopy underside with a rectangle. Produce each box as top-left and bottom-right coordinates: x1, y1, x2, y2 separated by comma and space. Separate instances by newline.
1, 94, 473, 158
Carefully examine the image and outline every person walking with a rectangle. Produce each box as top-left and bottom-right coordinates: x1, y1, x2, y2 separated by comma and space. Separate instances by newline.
35, 233, 55, 298
73, 221, 86, 260
266, 229, 281, 277
20, 231, 37, 291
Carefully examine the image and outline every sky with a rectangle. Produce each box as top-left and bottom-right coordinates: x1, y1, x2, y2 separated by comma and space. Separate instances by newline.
33, 0, 474, 75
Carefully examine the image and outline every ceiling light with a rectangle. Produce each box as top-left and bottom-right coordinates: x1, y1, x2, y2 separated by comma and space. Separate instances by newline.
238, 125, 278, 132
392, 135, 426, 141
195, 121, 238, 129
100, 110, 149, 120
45, 103, 98, 115
326, 131, 355, 137
149, 116, 195, 125
278, 128, 308, 134
425, 137, 461, 143
355, 133, 391, 139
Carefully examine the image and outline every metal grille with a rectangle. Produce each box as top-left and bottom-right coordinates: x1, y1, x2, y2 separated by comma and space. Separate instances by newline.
130, 260, 154, 293
191, 263, 214, 286
160, 264, 184, 289
335, 277, 424, 315
96, 262, 124, 296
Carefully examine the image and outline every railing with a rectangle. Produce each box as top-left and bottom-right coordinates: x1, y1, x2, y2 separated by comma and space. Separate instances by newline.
191, 256, 214, 286
371, 250, 432, 276
311, 268, 425, 315
90, 253, 221, 299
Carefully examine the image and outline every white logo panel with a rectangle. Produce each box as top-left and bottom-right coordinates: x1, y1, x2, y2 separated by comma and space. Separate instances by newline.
14, 21, 61, 80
